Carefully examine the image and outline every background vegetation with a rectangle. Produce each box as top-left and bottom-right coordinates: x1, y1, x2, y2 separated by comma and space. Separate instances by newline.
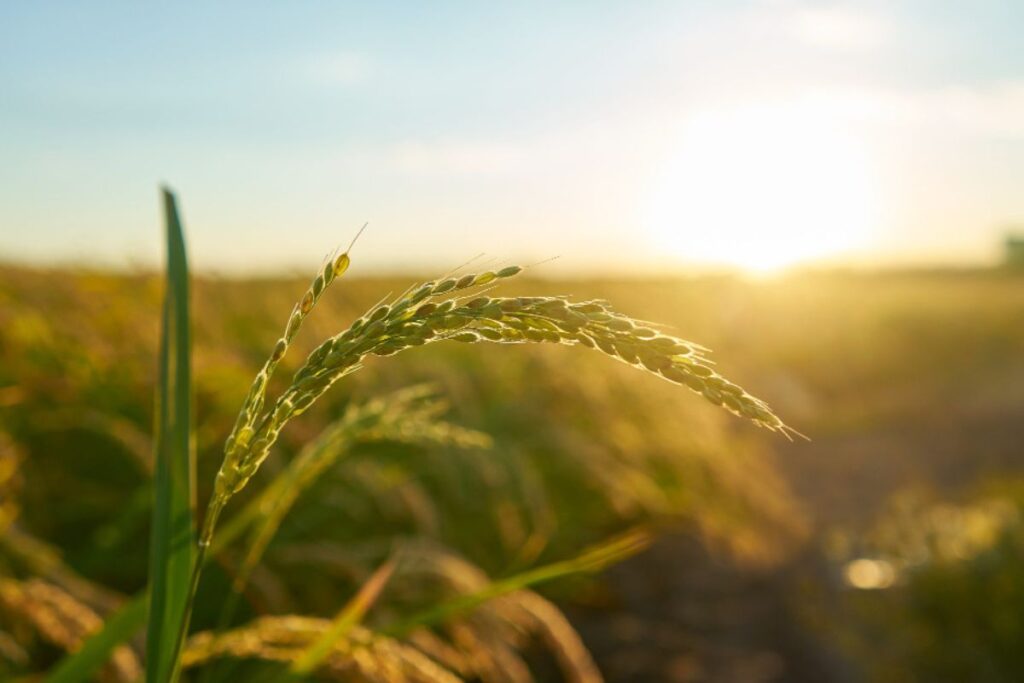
2, 263, 1024, 681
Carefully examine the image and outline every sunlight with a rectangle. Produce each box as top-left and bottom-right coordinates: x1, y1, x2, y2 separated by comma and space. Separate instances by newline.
645, 100, 880, 273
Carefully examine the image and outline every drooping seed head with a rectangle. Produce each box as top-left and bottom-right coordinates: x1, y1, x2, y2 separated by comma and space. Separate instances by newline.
214, 265, 793, 512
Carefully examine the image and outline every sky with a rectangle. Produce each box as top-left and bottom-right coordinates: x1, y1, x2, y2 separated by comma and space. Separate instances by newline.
1, 1, 1023, 274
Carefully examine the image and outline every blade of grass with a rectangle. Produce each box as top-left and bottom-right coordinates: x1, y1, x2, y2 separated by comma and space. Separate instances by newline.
146, 187, 196, 683
44, 463, 312, 682
383, 528, 652, 638
247, 555, 398, 683
45, 595, 148, 683
288, 554, 398, 678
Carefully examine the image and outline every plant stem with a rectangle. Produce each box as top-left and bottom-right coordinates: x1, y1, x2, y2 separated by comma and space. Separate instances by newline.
166, 496, 225, 683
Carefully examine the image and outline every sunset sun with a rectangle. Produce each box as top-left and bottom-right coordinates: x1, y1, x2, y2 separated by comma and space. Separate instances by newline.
645, 101, 880, 273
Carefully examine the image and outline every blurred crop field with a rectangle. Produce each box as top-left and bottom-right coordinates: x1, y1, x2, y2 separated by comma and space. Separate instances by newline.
3, 264, 1024, 682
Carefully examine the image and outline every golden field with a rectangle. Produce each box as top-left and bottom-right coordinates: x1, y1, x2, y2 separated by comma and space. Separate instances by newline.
3, 265, 1024, 682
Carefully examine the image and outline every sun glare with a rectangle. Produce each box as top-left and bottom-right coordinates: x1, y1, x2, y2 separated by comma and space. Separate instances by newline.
645, 101, 879, 273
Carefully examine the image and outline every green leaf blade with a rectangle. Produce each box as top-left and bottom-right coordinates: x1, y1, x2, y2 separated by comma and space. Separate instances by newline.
44, 596, 148, 683
146, 187, 196, 683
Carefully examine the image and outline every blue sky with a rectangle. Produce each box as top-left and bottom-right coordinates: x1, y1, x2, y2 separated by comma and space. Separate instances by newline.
2, 1, 1023, 272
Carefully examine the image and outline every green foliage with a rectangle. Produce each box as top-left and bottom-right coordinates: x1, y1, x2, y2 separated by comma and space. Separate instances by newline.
146, 189, 196, 683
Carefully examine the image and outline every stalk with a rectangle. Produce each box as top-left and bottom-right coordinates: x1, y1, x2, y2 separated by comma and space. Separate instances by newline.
165, 496, 225, 683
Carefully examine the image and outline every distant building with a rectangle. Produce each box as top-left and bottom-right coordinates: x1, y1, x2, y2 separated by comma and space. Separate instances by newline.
1007, 235, 1024, 268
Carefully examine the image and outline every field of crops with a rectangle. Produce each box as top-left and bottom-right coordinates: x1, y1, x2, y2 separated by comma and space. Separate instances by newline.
3, 263, 1024, 682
